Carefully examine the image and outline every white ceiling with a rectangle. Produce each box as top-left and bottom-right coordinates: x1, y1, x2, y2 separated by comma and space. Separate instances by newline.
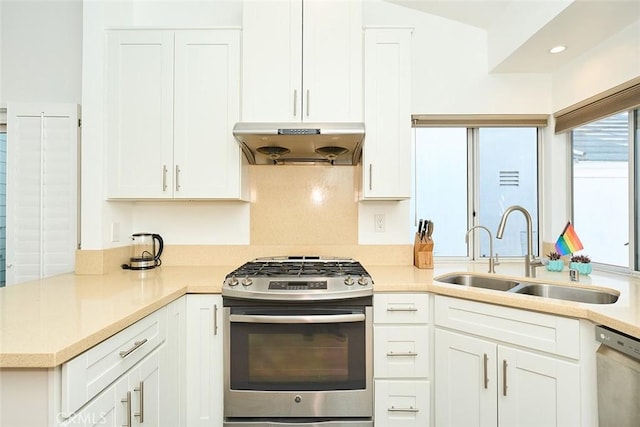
385, 0, 640, 73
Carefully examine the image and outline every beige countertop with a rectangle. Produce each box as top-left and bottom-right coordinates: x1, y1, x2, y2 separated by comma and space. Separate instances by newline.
1, 262, 639, 368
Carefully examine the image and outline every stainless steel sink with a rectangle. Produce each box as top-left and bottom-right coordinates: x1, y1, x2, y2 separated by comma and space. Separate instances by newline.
434, 273, 521, 291
510, 283, 619, 304
434, 273, 619, 304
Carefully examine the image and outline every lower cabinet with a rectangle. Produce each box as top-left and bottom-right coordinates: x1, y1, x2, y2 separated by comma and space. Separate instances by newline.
61, 349, 161, 427
434, 295, 583, 427
373, 293, 431, 426
185, 294, 223, 426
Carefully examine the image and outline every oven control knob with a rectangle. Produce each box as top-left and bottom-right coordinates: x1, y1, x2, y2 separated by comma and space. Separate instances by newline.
344, 275, 354, 286
228, 276, 239, 287
358, 276, 369, 286
241, 277, 253, 287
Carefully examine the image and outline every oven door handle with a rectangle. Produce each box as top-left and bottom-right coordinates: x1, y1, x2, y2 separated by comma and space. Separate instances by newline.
229, 313, 365, 324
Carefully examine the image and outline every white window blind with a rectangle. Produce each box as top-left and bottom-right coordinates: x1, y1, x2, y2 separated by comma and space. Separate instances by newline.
6, 103, 79, 285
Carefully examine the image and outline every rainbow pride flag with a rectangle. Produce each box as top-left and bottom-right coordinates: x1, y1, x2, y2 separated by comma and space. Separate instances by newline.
555, 222, 584, 256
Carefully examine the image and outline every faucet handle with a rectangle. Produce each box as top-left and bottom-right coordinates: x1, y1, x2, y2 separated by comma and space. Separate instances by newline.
494, 253, 500, 265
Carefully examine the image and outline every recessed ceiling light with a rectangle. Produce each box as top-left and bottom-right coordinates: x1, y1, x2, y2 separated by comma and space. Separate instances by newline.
549, 45, 567, 54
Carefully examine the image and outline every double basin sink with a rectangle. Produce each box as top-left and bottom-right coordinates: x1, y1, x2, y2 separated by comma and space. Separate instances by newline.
434, 273, 619, 304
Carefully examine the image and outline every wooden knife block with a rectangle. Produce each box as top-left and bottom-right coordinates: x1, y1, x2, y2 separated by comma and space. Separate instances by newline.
414, 233, 434, 269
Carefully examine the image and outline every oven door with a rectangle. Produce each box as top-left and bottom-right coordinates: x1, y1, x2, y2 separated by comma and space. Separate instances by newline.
224, 305, 373, 418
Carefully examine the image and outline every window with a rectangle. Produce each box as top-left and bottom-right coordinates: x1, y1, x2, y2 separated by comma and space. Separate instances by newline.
415, 126, 540, 259
571, 112, 629, 268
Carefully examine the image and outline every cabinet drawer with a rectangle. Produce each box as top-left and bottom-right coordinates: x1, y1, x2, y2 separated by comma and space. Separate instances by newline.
374, 325, 429, 378
374, 294, 429, 324
374, 379, 430, 426
434, 295, 579, 359
61, 308, 166, 416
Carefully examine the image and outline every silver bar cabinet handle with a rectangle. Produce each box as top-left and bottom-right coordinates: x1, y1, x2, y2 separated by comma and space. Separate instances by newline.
503, 360, 508, 396
119, 339, 148, 358
483, 353, 489, 389
213, 304, 218, 335
386, 307, 418, 312
121, 391, 131, 427
293, 89, 298, 117
162, 165, 168, 191
386, 351, 417, 357
388, 406, 419, 413
134, 381, 144, 423
175, 165, 180, 191
306, 89, 310, 117
369, 164, 373, 191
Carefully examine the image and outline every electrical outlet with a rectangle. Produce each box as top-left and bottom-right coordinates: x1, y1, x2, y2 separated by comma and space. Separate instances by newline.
374, 214, 385, 232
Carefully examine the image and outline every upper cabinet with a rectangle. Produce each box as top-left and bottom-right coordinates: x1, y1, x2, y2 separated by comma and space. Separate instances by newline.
241, 0, 363, 122
106, 29, 247, 200
361, 28, 412, 200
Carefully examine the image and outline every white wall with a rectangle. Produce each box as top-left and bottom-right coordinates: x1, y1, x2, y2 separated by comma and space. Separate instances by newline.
552, 20, 640, 111
0, 0, 82, 104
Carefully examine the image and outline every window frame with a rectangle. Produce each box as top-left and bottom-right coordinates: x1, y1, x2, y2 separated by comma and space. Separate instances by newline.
412, 119, 543, 261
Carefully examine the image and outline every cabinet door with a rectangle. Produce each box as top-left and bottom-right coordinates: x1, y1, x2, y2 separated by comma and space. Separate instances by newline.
302, 0, 362, 122
185, 295, 223, 426
106, 30, 174, 199
362, 28, 412, 200
434, 329, 497, 427
174, 30, 244, 199
498, 346, 581, 427
130, 350, 161, 427
60, 375, 128, 427
241, 0, 302, 122
374, 380, 430, 427
160, 296, 186, 427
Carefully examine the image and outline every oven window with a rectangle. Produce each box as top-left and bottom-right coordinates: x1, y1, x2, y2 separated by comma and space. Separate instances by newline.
230, 317, 366, 391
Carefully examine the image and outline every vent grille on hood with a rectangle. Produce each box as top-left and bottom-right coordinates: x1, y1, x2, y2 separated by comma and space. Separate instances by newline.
232, 122, 365, 165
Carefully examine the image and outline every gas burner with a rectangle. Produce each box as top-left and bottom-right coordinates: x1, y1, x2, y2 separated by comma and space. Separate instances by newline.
222, 256, 373, 301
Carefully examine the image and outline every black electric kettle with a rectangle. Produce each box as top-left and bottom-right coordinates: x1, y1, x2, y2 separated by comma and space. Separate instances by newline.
123, 233, 164, 270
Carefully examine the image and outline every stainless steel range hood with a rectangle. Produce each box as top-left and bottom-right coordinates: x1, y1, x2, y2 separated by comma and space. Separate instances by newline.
232, 122, 365, 165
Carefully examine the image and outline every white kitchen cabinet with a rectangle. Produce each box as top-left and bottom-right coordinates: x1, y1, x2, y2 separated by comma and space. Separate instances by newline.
241, 0, 362, 122
434, 296, 582, 427
160, 296, 187, 426
61, 349, 161, 427
373, 293, 431, 426
185, 294, 223, 426
106, 29, 246, 200
361, 28, 412, 200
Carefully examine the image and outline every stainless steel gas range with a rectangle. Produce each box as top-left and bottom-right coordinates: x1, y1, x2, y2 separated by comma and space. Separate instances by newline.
222, 256, 374, 427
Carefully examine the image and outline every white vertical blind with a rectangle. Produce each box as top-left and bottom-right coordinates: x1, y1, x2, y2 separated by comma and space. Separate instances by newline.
6, 103, 78, 285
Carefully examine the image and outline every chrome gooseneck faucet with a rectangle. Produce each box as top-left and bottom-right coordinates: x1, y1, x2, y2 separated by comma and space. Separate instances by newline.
496, 205, 543, 277
465, 225, 497, 273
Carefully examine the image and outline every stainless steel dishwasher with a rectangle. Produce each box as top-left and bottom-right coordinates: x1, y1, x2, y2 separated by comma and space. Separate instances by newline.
595, 325, 640, 426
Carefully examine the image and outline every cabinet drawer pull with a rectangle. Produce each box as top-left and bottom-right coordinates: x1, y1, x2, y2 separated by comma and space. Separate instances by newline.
119, 339, 148, 358
162, 165, 168, 191
386, 351, 417, 357
388, 406, 419, 413
305, 89, 310, 117
386, 307, 418, 312
213, 303, 219, 336
502, 359, 508, 396
134, 381, 144, 423
121, 391, 132, 427
175, 165, 181, 191
369, 164, 373, 191
293, 90, 298, 117
483, 353, 489, 389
